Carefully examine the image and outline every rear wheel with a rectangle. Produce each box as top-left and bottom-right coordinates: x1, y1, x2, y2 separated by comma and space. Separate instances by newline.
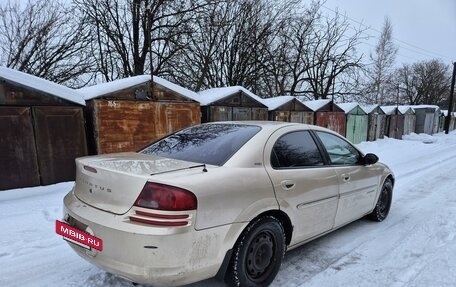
226, 216, 285, 287
368, 179, 393, 222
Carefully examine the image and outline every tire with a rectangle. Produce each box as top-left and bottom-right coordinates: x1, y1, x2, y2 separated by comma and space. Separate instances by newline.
226, 216, 286, 287
368, 179, 393, 222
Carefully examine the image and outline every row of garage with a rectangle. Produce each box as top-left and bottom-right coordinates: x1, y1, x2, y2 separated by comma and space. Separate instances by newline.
0, 67, 454, 190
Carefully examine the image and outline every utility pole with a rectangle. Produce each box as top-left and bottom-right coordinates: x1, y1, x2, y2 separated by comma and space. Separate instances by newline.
444, 62, 456, 134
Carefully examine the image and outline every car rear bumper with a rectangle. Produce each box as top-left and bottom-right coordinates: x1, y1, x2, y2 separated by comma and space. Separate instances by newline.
63, 189, 241, 286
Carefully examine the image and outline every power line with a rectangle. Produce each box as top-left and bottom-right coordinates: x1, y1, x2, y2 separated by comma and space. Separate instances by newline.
321, 4, 455, 62
318, 12, 425, 63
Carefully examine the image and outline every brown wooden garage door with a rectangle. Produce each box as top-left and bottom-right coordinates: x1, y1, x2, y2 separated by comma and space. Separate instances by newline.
0, 107, 40, 190
32, 106, 87, 185
315, 112, 346, 136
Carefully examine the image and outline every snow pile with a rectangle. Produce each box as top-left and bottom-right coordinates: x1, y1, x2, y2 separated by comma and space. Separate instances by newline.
402, 133, 437, 144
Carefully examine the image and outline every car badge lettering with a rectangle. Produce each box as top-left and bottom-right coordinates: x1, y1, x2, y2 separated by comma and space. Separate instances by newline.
81, 178, 112, 193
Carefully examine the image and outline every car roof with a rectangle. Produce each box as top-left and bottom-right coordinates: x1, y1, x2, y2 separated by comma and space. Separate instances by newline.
204, 121, 336, 134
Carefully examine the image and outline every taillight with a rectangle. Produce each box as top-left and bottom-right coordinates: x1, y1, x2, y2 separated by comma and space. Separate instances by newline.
133, 182, 197, 211
129, 212, 189, 226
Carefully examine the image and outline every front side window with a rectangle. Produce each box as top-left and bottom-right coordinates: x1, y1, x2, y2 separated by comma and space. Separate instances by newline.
271, 131, 324, 168
141, 124, 261, 166
315, 131, 360, 165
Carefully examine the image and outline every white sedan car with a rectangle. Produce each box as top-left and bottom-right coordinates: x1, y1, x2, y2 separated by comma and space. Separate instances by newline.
59, 121, 394, 286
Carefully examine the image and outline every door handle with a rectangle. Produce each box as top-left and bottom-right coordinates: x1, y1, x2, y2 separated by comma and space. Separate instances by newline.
281, 180, 295, 191
342, 174, 350, 182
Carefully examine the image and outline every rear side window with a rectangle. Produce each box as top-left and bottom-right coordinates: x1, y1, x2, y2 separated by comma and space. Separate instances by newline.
141, 124, 261, 166
271, 131, 324, 168
315, 131, 361, 165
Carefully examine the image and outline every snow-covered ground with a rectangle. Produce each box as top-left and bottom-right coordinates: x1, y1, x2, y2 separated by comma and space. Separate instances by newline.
1, 132, 456, 287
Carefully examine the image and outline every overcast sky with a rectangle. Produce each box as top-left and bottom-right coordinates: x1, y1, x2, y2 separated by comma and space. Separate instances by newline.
323, 0, 456, 66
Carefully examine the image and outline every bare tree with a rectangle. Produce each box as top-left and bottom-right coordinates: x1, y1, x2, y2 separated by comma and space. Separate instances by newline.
391, 63, 416, 105
74, 0, 211, 82
170, 0, 300, 96
261, 1, 320, 97
393, 59, 450, 106
1, 0, 368, 97
171, 0, 364, 100
301, 10, 365, 100
0, 0, 94, 87
367, 17, 398, 104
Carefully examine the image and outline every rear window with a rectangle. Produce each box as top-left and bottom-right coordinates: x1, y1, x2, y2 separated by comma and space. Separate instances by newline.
140, 124, 261, 166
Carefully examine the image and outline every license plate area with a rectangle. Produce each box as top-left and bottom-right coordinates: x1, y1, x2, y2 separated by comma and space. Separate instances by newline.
56, 220, 103, 251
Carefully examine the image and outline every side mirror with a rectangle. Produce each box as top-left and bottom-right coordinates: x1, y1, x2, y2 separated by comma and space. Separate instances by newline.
363, 153, 379, 165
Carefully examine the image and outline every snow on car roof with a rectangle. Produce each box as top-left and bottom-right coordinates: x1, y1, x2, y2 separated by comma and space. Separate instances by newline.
262, 96, 295, 111
79, 75, 200, 102
0, 66, 85, 106
197, 86, 265, 106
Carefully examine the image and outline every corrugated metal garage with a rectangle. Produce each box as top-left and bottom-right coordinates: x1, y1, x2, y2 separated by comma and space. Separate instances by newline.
433, 107, 442, 134
362, 104, 386, 141
198, 86, 268, 122
80, 76, 201, 154
0, 67, 87, 190
263, 96, 314, 123
338, 103, 368, 144
442, 110, 456, 131
299, 99, 346, 136
382, 106, 404, 139
398, 106, 416, 136
412, 105, 439, 135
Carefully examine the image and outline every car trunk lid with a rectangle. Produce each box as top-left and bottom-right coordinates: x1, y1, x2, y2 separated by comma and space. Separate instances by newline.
73, 152, 200, 215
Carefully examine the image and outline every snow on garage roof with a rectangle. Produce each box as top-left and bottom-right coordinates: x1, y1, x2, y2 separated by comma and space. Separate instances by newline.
197, 86, 265, 106
337, 102, 364, 114
297, 98, 332, 111
382, 105, 439, 114
79, 75, 200, 102
79, 75, 150, 100
441, 110, 456, 117
408, 105, 440, 112
153, 76, 200, 102
262, 96, 295, 111
361, 104, 380, 114
381, 106, 399, 115
0, 66, 85, 106
397, 106, 414, 114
